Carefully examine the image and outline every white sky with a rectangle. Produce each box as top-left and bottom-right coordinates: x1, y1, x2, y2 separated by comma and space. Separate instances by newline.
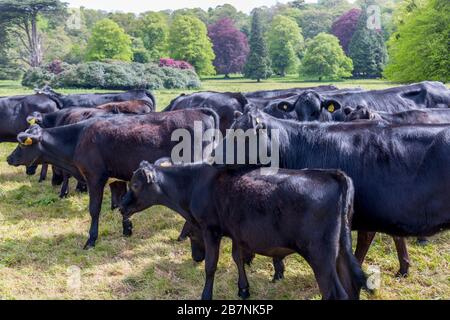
65, 0, 319, 14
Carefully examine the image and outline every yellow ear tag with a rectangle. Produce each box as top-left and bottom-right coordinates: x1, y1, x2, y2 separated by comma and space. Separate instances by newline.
28, 118, 36, 125
328, 104, 335, 113
159, 161, 172, 168
23, 137, 33, 146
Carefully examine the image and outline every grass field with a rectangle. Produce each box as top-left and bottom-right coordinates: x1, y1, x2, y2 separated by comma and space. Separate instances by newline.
0, 78, 448, 300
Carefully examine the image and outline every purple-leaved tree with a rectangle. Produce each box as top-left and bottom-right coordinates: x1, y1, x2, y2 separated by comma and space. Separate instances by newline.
331, 8, 361, 54
208, 18, 249, 78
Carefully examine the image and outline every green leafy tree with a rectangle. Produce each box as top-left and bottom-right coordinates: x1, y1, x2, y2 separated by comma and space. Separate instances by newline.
348, 1, 388, 78
268, 15, 304, 76
301, 32, 353, 81
136, 12, 169, 61
297, 9, 334, 39
384, 0, 449, 82
0, 0, 67, 67
168, 15, 215, 75
108, 12, 139, 35
86, 19, 133, 62
244, 9, 272, 82
131, 37, 150, 63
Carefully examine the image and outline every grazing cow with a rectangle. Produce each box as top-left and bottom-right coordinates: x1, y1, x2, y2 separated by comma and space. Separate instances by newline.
120, 161, 366, 300
163, 92, 248, 134
243, 85, 338, 99
273, 82, 450, 122
344, 106, 450, 124
38, 85, 156, 110
7, 109, 219, 249
223, 107, 450, 276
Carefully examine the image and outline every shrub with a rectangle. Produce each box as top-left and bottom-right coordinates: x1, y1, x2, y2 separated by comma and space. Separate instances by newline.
22, 61, 201, 90
159, 58, 194, 70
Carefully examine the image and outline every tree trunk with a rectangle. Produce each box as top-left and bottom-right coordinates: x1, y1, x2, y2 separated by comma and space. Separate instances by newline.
257, 78, 261, 83
224, 74, 230, 79
29, 14, 42, 67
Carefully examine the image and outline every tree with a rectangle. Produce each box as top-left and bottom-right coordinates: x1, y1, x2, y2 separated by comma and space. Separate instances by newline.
348, 1, 388, 78
268, 15, 304, 76
168, 15, 215, 75
108, 12, 139, 36
86, 19, 133, 62
297, 9, 334, 39
331, 8, 361, 54
208, 18, 249, 78
244, 9, 272, 82
136, 12, 169, 61
384, 0, 449, 82
0, 0, 67, 67
301, 33, 353, 81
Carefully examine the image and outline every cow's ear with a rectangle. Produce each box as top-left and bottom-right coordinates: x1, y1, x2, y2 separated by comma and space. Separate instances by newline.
322, 100, 341, 113
343, 107, 354, 116
234, 111, 243, 119
155, 157, 173, 167
18, 133, 36, 146
277, 101, 294, 113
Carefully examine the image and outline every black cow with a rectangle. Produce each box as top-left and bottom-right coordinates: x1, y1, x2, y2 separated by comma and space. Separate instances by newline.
38, 85, 156, 110
223, 107, 450, 276
344, 106, 450, 124
0, 93, 60, 178
7, 109, 219, 249
0, 94, 59, 143
163, 91, 248, 134
273, 82, 450, 122
243, 85, 338, 99
121, 161, 366, 300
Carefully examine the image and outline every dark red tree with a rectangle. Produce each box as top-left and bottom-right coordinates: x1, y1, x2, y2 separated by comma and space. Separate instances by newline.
208, 18, 249, 78
331, 8, 361, 54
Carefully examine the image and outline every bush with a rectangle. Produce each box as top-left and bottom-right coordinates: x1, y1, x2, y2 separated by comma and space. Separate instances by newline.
22, 61, 201, 90
159, 58, 194, 70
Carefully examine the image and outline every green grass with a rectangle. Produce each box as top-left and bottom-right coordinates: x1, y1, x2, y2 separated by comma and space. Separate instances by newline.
0, 78, 448, 300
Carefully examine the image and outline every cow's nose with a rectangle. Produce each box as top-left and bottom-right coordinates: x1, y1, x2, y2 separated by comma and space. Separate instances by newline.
6, 156, 13, 165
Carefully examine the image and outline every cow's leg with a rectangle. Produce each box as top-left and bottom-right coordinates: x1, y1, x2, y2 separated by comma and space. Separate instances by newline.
201, 229, 221, 300
393, 237, 410, 277
110, 182, 127, 211
38, 164, 48, 183
272, 258, 285, 282
178, 222, 191, 242
51, 166, 64, 186
26, 164, 38, 176
84, 179, 106, 250
304, 251, 348, 300
75, 181, 87, 193
232, 242, 250, 300
59, 172, 70, 198
354, 231, 376, 266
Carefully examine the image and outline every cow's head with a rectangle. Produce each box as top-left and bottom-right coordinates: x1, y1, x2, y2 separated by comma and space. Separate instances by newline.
276, 90, 342, 121
26, 111, 44, 126
344, 105, 375, 121
120, 160, 170, 220
7, 125, 43, 167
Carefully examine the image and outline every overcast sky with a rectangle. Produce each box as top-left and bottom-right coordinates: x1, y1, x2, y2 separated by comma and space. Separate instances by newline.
65, 0, 319, 14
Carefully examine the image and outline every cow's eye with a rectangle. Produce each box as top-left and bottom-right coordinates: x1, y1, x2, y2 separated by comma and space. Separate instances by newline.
131, 182, 140, 192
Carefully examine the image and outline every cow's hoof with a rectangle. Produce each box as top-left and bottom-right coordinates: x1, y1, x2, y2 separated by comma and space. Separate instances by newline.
272, 272, 284, 282
83, 241, 96, 250
177, 235, 188, 242
396, 270, 409, 278
123, 221, 133, 237
416, 238, 429, 246
59, 193, 68, 199
238, 288, 250, 300
38, 178, 46, 183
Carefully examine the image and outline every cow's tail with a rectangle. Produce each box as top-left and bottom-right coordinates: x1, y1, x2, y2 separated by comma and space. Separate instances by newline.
335, 171, 368, 300
143, 90, 157, 111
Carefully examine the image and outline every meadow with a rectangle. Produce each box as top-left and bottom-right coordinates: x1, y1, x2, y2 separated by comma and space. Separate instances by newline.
0, 78, 448, 300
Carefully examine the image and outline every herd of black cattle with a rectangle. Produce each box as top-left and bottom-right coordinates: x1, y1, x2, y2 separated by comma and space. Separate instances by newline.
1, 82, 449, 300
